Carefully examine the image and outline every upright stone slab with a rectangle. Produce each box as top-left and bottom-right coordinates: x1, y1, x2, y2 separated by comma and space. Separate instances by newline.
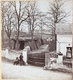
57, 52, 63, 64
25, 46, 30, 51
22, 48, 28, 65
15, 41, 20, 50
5, 48, 8, 58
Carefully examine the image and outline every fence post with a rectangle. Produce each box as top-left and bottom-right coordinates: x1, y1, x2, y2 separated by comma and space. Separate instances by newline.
22, 48, 28, 65
44, 51, 50, 69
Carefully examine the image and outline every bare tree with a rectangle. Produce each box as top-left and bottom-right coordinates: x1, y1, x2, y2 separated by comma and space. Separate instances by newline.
47, 0, 69, 36
1, 2, 15, 48
1, 2, 5, 46
9, 1, 30, 49
46, 0, 70, 51
25, 1, 46, 40
34, 16, 49, 39
2, 1, 45, 49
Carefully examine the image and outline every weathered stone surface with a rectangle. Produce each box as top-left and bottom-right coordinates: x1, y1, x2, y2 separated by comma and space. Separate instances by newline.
57, 54, 63, 64
15, 41, 20, 50
5, 48, 8, 58
44, 52, 50, 69
23, 48, 28, 64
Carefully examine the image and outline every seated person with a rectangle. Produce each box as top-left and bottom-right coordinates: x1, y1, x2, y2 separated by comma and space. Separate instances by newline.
14, 57, 19, 65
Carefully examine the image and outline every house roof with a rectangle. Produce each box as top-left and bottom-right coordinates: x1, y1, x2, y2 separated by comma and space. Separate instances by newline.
56, 23, 72, 35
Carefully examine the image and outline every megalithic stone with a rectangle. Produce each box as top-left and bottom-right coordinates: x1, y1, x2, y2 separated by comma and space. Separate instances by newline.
22, 48, 28, 65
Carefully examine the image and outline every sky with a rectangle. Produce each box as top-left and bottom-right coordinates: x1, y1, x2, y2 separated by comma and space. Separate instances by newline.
16, 0, 72, 21
37, 0, 72, 22
29, 0, 72, 31
15, 0, 72, 32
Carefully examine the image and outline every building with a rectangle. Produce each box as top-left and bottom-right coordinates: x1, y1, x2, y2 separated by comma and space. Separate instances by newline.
56, 23, 72, 57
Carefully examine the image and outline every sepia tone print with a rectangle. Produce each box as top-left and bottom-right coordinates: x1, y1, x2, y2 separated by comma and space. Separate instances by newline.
1, 0, 72, 80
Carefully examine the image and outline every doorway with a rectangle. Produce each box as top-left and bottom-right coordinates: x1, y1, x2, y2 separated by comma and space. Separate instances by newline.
19, 41, 25, 50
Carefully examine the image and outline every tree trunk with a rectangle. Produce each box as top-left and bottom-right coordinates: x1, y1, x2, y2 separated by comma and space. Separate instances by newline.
2, 29, 4, 48
8, 37, 11, 49
15, 39, 20, 50
30, 29, 34, 41
54, 23, 57, 51
15, 29, 20, 50
41, 26, 43, 39
15, 18, 20, 50
30, 29, 37, 50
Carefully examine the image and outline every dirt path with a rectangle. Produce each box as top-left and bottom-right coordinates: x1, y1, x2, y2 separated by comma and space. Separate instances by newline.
2, 62, 72, 80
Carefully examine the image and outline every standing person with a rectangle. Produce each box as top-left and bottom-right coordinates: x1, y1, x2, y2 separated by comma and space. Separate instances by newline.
19, 53, 23, 61
19, 53, 25, 65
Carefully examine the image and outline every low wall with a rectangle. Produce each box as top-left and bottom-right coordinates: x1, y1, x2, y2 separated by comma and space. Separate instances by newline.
2, 49, 21, 60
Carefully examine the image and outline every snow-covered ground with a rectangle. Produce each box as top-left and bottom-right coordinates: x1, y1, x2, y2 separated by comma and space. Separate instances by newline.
2, 62, 72, 80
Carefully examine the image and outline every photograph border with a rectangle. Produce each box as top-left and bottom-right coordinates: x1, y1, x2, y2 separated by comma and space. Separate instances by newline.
0, 0, 73, 80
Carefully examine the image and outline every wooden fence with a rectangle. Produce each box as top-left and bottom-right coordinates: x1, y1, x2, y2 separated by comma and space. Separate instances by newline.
27, 52, 45, 67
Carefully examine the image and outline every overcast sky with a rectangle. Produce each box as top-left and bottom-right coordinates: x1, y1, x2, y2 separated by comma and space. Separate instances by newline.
16, 0, 72, 32
37, 0, 72, 22
16, 0, 72, 21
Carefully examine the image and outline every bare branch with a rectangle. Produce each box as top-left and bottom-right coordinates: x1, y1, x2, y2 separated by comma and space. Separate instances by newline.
47, 0, 70, 35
